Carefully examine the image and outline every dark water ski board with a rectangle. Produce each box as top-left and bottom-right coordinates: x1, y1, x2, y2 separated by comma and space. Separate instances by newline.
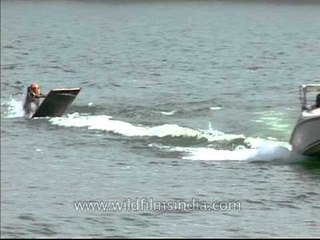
32, 88, 81, 118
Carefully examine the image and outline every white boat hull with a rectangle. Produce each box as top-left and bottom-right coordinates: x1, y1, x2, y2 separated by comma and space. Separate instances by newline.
290, 113, 320, 157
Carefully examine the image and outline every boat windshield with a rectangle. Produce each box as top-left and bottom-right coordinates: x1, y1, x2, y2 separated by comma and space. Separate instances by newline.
300, 84, 320, 110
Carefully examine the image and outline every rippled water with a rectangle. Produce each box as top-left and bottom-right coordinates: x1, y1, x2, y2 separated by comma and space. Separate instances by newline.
1, 0, 320, 238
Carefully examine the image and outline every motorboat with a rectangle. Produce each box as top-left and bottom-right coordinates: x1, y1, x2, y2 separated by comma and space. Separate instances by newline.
290, 84, 320, 157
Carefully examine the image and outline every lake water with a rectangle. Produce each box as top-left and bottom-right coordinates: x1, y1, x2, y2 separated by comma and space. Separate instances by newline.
1, 0, 320, 238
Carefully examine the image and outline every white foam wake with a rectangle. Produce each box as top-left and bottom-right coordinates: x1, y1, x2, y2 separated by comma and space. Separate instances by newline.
159, 110, 176, 116
49, 113, 244, 141
151, 137, 291, 161
50, 114, 291, 162
50, 114, 200, 137
1, 95, 25, 118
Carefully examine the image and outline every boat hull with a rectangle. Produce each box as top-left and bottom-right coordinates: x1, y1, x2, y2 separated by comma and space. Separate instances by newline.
290, 115, 320, 157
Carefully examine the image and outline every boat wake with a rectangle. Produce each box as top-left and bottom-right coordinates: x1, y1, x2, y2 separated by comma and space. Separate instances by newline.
150, 139, 291, 161
49, 113, 291, 162
1, 97, 292, 162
